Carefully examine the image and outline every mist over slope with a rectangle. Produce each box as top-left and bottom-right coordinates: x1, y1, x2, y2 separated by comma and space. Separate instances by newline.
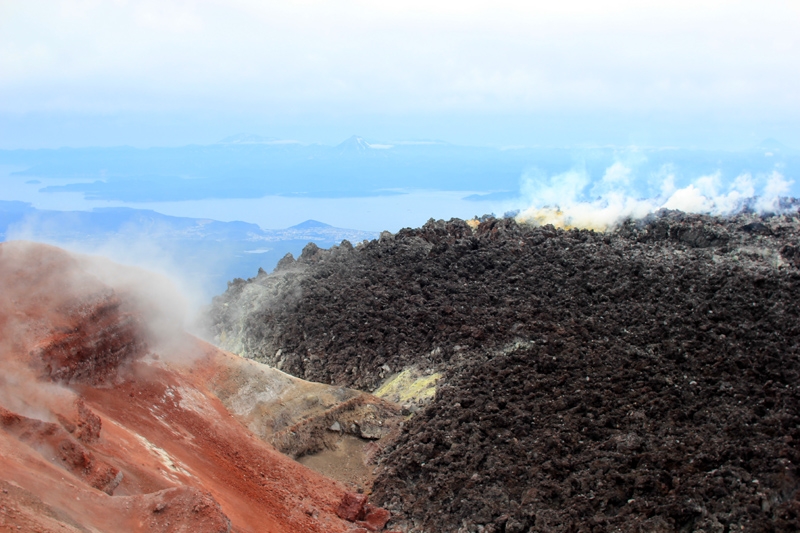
0, 241, 397, 532
208, 209, 800, 532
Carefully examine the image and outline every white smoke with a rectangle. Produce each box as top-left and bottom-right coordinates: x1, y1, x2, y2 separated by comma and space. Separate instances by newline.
516, 163, 795, 231
4, 218, 216, 337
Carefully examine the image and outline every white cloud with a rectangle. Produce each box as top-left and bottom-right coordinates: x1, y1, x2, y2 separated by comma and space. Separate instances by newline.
0, 0, 797, 120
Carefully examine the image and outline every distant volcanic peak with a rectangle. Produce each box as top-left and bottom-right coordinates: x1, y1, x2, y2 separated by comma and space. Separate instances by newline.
290, 219, 333, 230
757, 137, 791, 152
336, 135, 393, 152
337, 135, 371, 150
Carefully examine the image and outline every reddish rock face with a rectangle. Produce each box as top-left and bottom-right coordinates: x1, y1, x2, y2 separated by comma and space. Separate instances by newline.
336, 492, 369, 521
131, 487, 231, 533
0, 404, 122, 496
31, 291, 147, 385
0, 241, 392, 533
357, 505, 391, 531
336, 492, 393, 531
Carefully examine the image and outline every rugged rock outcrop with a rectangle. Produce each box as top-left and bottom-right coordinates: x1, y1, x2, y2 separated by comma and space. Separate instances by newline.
209, 210, 800, 532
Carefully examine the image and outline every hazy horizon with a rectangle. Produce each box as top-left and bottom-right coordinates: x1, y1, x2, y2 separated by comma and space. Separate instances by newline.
2, 1, 798, 260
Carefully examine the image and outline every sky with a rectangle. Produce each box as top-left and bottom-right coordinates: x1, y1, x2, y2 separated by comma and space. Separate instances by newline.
1, 0, 799, 149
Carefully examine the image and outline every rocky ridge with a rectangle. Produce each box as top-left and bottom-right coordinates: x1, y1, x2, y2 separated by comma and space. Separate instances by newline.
208, 209, 800, 532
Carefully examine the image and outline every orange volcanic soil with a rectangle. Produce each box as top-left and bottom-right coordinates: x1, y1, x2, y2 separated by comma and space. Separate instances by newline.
0, 241, 386, 533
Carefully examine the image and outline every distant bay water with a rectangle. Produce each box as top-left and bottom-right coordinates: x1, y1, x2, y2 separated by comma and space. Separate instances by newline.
0, 167, 519, 233
3, 137, 795, 231
1, 138, 797, 306
0, 164, 520, 307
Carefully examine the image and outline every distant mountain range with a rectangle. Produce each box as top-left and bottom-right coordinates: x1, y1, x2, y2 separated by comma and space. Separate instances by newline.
0, 201, 378, 298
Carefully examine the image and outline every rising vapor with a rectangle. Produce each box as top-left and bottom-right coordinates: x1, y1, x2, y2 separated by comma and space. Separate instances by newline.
516, 164, 795, 231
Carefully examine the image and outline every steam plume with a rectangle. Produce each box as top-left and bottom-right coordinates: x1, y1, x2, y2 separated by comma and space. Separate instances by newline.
516, 164, 795, 231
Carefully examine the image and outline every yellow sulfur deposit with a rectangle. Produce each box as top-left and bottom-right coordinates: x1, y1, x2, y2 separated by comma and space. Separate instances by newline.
465, 218, 481, 230
516, 206, 614, 232
374, 368, 442, 406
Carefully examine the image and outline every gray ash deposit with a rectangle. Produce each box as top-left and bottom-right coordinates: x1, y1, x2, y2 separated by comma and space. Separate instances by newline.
207, 210, 800, 532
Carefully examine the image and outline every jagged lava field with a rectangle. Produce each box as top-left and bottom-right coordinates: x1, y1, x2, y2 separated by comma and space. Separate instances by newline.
208, 210, 800, 532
